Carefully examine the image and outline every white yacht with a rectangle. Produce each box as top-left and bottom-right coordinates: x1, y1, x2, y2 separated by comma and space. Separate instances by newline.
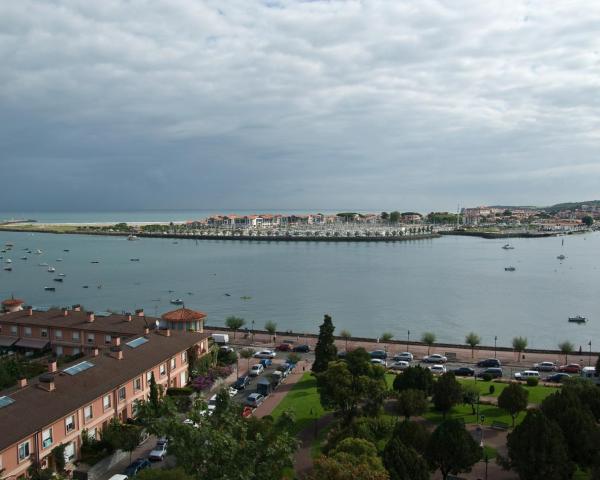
127, 235, 139, 241
568, 315, 586, 324
5, 258, 12, 264
47, 266, 55, 272
35, 249, 43, 254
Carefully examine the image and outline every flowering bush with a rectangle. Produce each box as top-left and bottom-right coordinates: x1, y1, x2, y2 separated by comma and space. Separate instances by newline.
191, 365, 233, 391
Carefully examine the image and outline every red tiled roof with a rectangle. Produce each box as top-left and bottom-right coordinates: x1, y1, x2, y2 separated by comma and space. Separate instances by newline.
2, 298, 24, 306
161, 308, 207, 322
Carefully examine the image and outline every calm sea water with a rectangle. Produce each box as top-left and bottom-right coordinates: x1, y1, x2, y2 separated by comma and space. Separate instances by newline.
0, 226, 598, 350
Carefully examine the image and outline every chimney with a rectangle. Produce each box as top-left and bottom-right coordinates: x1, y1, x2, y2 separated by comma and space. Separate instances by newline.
24, 305, 33, 316
92, 348, 99, 357
48, 360, 57, 373
110, 346, 123, 360
18, 378, 27, 388
126, 312, 132, 322
135, 308, 144, 317
144, 327, 150, 335
86, 311, 95, 323
62, 307, 69, 317
164, 329, 171, 337
112, 336, 121, 347
72, 304, 82, 312
38, 373, 55, 392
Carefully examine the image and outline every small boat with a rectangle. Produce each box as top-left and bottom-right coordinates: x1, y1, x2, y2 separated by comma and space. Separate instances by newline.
127, 235, 139, 241
53, 278, 63, 282
5, 243, 14, 247
170, 298, 184, 305
91, 260, 100, 264
505, 266, 516, 271
502, 244, 515, 250
44, 286, 56, 291
47, 266, 55, 272
557, 254, 566, 260
63, 249, 70, 252
4, 267, 12, 271
39, 262, 48, 266
240, 295, 252, 300
172, 241, 179, 245
58, 273, 66, 277
35, 249, 43, 254
56, 258, 63, 262
130, 258, 140, 262
568, 315, 587, 323
20, 256, 27, 260
82, 285, 89, 288
5, 258, 12, 264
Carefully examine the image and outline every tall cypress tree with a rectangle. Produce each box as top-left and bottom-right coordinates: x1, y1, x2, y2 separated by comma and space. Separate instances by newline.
312, 314, 337, 373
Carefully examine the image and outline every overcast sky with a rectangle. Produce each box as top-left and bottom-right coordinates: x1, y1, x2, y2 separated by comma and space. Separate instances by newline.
1, 1, 600, 213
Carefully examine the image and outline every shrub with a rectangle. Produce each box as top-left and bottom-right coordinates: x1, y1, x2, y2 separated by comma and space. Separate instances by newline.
482, 373, 492, 382
166, 387, 194, 396
191, 375, 214, 391
526, 377, 539, 387
489, 385, 495, 394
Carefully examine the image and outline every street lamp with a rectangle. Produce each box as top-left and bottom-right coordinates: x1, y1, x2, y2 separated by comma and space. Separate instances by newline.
251, 320, 255, 343
407, 330, 410, 351
589, 340, 592, 366
494, 336, 497, 358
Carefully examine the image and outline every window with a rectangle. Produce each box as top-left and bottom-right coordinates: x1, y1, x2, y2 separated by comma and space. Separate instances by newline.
18, 441, 30, 461
159, 364, 166, 377
134, 377, 142, 391
103, 395, 111, 410
87, 428, 96, 441
105, 335, 111, 344
42, 428, 53, 449
181, 351, 188, 364
24, 327, 32, 337
146, 371, 152, 383
10, 325, 17, 335
132, 399, 141, 417
84, 405, 93, 421
118, 387, 126, 402
73, 347, 80, 355
41, 328, 48, 337
64, 442, 75, 462
55, 346, 63, 357
72, 331, 80, 341
65, 415, 75, 433
87, 333, 95, 344
55, 329, 63, 339
170, 358, 176, 369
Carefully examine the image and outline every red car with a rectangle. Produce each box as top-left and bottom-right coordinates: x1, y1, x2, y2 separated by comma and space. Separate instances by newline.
558, 363, 581, 373
276, 343, 292, 352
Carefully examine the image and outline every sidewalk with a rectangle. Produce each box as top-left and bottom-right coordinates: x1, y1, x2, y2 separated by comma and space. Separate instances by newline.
254, 359, 310, 418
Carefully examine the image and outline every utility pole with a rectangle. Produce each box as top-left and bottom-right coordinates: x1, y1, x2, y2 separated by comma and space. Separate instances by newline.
494, 336, 497, 358
407, 330, 410, 351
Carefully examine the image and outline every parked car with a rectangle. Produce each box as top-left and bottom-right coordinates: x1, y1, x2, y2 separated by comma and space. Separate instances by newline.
108, 475, 128, 480
249, 364, 264, 376
371, 358, 386, 367
219, 345, 235, 354
123, 458, 151, 477
476, 367, 503, 379
389, 360, 410, 371
233, 375, 251, 390
452, 367, 475, 377
276, 343, 292, 352
422, 354, 447, 364
429, 364, 446, 375
546, 372, 571, 383
293, 344, 310, 353
393, 352, 413, 362
148, 440, 168, 461
337, 351, 348, 358
253, 350, 276, 359
533, 361, 557, 372
476, 358, 501, 368
370, 350, 388, 360
228, 386, 238, 397
246, 393, 265, 408
259, 358, 272, 368
514, 370, 540, 381
558, 363, 582, 373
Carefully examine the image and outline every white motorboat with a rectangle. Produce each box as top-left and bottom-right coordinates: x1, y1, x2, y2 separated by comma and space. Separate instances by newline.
127, 235, 139, 241
5, 258, 12, 264
568, 315, 586, 324
35, 249, 43, 254
557, 254, 566, 260
170, 298, 184, 305
47, 266, 55, 272
502, 244, 515, 250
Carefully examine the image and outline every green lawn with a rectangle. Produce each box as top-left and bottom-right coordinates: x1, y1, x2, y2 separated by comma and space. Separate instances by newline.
457, 378, 560, 404
270, 372, 329, 435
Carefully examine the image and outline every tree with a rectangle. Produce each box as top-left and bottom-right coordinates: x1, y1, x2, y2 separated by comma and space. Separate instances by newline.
381, 212, 389, 220
396, 389, 428, 420
392, 420, 430, 455
225, 316, 245, 339
582, 215, 594, 227
464, 332, 480, 358
389, 211, 401, 223
425, 419, 481, 480
383, 438, 429, 480
381, 332, 394, 342
102, 420, 143, 463
461, 382, 480, 415
239, 348, 255, 374
432, 373, 463, 418
392, 366, 434, 395
497, 383, 529, 428
51, 444, 66, 473
264, 320, 277, 342
340, 329, 352, 352
512, 336, 528, 360
136, 468, 195, 480
421, 332, 436, 355
313, 314, 338, 373
558, 340, 574, 364
502, 410, 574, 480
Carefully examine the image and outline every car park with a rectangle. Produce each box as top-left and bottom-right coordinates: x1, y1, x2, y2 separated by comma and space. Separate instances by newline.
389, 360, 410, 371
558, 363, 582, 373
246, 393, 265, 408
514, 370, 540, 381
233, 375, 251, 390
452, 367, 475, 377
123, 458, 151, 477
476, 358, 501, 368
429, 364, 446, 375
249, 364, 264, 376
546, 372, 571, 383
533, 361, 557, 372
370, 350, 388, 360
148, 440, 168, 461
371, 358, 386, 367
253, 350, 276, 359
393, 352, 413, 362
293, 344, 310, 353
276, 343, 292, 351
422, 354, 447, 364
476, 367, 503, 379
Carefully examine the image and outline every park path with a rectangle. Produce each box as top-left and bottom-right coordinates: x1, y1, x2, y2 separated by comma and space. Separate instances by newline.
293, 413, 336, 478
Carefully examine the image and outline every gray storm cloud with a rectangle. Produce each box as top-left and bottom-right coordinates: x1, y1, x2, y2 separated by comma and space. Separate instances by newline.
1, 0, 600, 212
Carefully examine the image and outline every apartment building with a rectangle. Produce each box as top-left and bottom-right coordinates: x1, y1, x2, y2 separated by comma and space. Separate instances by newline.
0, 326, 209, 479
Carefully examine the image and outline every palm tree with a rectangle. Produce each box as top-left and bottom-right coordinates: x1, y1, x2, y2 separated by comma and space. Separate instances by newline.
340, 329, 352, 352
225, 316, 245, 340
465, 332, 481, 358
512, 336, 528, 360
421, 332, 436, 355
264, 320, 277, 343
558, 341, 574, 364
239, 348, 255, 374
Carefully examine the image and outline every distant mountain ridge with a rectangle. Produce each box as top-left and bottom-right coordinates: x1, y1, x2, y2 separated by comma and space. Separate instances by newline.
489, 200, 600, 214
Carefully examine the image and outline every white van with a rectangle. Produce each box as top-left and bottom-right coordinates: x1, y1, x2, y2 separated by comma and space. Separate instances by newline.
514, 370, 540, 380
581, 366, 600, 384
